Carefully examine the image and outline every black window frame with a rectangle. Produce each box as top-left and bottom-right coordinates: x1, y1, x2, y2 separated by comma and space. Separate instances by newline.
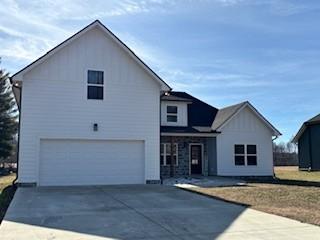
246, 145, 257, 165
234, 144, 245, 166
87, 70, 104, 100
234, 144, 257, 166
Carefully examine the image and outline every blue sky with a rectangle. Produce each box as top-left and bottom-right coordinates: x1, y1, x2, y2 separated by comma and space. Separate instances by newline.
1, 0, 320, 142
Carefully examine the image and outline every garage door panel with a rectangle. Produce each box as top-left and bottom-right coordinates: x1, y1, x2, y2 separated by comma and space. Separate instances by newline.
39, 140, 145, 186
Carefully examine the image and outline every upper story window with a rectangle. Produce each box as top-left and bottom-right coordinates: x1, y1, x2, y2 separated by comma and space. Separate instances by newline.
87, 70, 104, 100
167, 105, 178, 122
234, 144, 257, 166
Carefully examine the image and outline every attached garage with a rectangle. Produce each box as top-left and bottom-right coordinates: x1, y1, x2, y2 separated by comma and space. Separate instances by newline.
39, 139, 145, 186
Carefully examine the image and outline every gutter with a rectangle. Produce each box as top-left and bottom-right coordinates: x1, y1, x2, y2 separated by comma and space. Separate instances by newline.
10, 79, 22, 186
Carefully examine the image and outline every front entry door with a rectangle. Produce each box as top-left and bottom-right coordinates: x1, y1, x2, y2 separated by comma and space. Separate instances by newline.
191, 145, 202, 174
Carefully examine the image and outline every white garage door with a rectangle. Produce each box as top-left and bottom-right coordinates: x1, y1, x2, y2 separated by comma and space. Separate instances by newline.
39, 139, 145, 186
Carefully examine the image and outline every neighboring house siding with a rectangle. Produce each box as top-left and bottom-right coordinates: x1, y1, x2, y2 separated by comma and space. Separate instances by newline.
160, 136, 215, 177
18, 26, 161, 184
216, 106, 274, 176
298, 128, 311, 169
160, 101, 188, 126
311, 125, 320, 170
310, 125, 320, 170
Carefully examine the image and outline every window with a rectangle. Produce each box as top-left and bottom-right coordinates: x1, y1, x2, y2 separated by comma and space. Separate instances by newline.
160, 143, 178, 166
166, 105, 178, 122
247, 145, 257, 165
234, 144, 245, 165
87, 70, 104, 100
234, 144, 257, 166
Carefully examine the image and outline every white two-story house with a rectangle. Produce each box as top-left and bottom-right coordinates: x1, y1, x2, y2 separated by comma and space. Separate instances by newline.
11, 20, 281, 186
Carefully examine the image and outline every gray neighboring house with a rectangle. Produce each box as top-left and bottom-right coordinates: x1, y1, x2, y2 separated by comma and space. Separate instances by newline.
293, 114, 320, 170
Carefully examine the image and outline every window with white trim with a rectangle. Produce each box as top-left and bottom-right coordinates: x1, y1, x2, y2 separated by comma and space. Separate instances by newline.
166, 105, 178, 122
160, 143, 178, 166
234, 144, 257, 166
87, 70, 104, 100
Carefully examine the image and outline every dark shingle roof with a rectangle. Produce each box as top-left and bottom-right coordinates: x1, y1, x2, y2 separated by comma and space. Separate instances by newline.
211, 102, 247, 130
306, 114, 320, 124
161, 92, 280, 136
293, 113, 320, 143
160, 126, 217, 134
161, 94, 192, 102
161, 92, 218, 127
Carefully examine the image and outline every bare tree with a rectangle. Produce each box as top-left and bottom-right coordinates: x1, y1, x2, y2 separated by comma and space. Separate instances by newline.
273, 141, 298, 166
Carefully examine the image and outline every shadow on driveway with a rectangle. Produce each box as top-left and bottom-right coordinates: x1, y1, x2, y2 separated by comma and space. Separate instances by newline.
1, 185, 320, 239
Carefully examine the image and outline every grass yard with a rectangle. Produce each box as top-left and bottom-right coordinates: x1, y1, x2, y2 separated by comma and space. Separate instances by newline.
187, 167, 320, 226
0, 174, 16, 223
275, 166, 320, 182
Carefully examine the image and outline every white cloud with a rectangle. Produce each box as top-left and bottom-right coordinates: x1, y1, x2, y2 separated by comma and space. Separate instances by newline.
0, 0, 180, 72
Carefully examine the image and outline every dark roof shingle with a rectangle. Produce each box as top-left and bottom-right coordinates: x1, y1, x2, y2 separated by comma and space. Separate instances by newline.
211, 102, 247, 130
161, 92, 218, 127
306, 114, 320, 124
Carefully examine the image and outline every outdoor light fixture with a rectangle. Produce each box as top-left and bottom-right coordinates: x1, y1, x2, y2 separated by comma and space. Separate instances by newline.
93, 123, 98, 131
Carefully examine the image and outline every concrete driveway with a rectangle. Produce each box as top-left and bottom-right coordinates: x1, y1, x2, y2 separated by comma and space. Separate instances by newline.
1, 185, 320, 240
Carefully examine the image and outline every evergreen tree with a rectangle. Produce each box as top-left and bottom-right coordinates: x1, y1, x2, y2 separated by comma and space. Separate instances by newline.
0, 65, 18, 163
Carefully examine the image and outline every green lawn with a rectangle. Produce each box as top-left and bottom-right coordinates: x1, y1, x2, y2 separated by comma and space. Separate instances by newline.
185, 167, 320, 226
275, 166, 320, 182
0, 174, 16, 223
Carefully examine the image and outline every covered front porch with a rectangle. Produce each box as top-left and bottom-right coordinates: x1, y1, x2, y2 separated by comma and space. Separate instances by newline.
160, 135, 217, 178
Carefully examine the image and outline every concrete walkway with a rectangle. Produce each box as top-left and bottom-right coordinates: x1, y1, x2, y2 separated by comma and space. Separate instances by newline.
1, 185, 320, 239
162, 176, 246, 188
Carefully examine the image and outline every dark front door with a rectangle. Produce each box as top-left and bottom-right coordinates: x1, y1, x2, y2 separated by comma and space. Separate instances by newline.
191, 145, 202, 174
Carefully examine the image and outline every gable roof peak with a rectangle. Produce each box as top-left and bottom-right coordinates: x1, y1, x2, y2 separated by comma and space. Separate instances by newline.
212, 101, 281, 136
293, 113, 320, 143
307, 113, 320, 123
10, 20, 171, 91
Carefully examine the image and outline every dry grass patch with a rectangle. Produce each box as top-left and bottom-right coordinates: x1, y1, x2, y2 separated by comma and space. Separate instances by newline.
190, 183, 320, 226
275, 166, 320, 182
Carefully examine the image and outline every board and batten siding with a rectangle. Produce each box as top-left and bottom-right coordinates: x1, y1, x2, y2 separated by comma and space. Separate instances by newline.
18, 26, 162, 184
216, 106, 274, 176
298, 125, 320, 170
160, 101, 188, 126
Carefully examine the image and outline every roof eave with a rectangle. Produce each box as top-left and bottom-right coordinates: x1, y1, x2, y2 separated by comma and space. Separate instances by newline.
161, 132, 219, 137
292, 124, 306, 143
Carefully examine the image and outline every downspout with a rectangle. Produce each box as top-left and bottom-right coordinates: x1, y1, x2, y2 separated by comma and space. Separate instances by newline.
272, 135, 278, 178
11, 82, 22, 186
